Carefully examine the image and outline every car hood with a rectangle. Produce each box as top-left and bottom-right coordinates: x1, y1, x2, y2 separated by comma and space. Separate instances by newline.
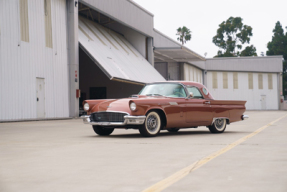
90, 95, 166, 114
93, 98, 131, 113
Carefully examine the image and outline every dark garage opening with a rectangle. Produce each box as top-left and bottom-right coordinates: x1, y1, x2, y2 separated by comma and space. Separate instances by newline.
79, 48, 144, 110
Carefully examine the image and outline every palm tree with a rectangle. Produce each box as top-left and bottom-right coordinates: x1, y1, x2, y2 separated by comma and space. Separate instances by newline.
176, 26, 192, 45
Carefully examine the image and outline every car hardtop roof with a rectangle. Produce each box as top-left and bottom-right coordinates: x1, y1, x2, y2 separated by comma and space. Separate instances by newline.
148, 81, 205, 88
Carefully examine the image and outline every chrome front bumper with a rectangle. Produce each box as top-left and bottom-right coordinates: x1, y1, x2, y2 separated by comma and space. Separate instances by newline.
80, 115, 146, 126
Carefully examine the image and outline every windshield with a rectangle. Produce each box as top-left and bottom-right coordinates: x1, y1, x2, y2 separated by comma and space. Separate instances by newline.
139, 83, 187, 98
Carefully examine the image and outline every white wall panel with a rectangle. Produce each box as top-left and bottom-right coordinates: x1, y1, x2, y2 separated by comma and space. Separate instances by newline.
183, 63, 203, 84
153, 29, 181, 48
0, 0, 69, 121
206, 72, 279, 110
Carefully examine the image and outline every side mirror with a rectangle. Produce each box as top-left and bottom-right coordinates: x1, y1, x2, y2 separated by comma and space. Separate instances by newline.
186, 92, 194, 99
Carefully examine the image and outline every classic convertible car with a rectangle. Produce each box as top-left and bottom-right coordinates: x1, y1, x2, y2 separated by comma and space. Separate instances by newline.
81, 81, 248, 137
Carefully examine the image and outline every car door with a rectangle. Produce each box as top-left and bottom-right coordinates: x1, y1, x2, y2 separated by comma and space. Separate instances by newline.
162, 84, 187, 128
185, 86, 213, 126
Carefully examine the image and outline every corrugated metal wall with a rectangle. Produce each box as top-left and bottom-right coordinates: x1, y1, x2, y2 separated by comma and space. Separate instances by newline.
153, 29, 181, 48
81, 0, 154, 37
206, 56, 282, 73
78, 16, 165, 84
0, 0, 69, 121
183, 63, 203, 84
206, 72, 279, 110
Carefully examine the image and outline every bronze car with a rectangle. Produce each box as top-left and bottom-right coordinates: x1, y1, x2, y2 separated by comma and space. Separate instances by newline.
81, 81, 248, 137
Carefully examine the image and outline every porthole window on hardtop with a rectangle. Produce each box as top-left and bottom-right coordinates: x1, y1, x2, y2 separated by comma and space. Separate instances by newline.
186, 87, 203, 98
202, 87, 208, 95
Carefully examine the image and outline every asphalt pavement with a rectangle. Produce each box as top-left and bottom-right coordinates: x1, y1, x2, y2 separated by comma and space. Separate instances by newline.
0, 111, 287, 192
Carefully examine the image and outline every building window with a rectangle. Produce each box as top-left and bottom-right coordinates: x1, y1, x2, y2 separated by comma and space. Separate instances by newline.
258, 73, 263, 89
44, 0, 53, 48
212, 72, 218, 89
248, 73, 253, 89
19, 0, 29, 42
223, 72, 228, 89
268, 74, 273, 89
233, 72, 238, 89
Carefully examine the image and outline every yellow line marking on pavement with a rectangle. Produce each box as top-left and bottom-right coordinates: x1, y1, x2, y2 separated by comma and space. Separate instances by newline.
142, 113, 287, 192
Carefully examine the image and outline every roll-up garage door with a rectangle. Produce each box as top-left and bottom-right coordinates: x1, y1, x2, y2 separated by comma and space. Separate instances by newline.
78, 16, 165, 85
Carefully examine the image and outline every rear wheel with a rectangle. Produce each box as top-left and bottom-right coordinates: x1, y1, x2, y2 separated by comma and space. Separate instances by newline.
92, 125, 114, 136
139, 111, 161, 137
208, 119, 226, 133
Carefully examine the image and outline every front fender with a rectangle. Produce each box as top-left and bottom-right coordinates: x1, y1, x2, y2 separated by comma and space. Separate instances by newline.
144, 106, 166, 116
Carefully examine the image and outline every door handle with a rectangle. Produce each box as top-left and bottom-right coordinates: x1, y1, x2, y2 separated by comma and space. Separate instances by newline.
204, 101, 210, 104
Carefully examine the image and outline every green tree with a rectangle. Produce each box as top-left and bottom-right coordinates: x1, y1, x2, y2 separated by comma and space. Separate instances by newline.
266, 21, 287, 97
176, 26, 192, 45
212, 17, 257, 57
240, 45, 257, 56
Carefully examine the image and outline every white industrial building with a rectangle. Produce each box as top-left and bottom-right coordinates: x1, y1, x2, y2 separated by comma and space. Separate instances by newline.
153, 31, 284, 110
205, 57, 282, 110
0, 0, 284, 122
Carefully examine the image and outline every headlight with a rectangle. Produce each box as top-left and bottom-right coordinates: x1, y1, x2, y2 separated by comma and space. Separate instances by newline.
84, 103, 90, 111
130, 102, 136, 111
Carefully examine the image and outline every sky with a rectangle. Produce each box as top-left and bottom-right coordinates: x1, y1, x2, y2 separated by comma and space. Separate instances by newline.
133, 0, 287, 58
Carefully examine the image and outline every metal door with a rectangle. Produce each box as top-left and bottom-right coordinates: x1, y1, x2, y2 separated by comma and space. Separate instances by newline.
36, 78, 45, 118
154, 62, 168, 80
261, 95, 266, 110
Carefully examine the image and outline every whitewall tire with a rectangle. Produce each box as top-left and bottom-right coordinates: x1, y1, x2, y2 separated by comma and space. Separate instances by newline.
208, 119, 226, 133
139, 111, 161, 137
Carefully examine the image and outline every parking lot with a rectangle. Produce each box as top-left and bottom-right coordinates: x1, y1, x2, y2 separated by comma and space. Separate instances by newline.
1, 111, 287, 192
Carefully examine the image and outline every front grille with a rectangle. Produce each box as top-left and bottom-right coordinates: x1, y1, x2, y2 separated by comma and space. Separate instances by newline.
90, 112, 128, 122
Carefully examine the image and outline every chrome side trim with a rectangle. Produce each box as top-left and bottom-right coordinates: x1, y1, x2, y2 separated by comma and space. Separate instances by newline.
80, 115, 146, 126
242, 115, 249, 120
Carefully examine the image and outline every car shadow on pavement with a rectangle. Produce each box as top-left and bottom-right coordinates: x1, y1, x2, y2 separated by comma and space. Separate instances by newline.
83, 130, 250, 139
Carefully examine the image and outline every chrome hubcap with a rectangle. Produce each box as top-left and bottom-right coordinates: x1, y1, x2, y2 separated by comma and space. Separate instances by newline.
147, 115, 158, 132
215, 119, 225, 130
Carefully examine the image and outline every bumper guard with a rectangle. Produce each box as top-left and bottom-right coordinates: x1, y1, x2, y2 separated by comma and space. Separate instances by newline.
242, 115, 249, 120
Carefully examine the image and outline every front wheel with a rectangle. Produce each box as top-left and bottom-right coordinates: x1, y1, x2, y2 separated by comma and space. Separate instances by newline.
208, 119, 226, 133
139, 111, 162, 137
92, 125, 114, 136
